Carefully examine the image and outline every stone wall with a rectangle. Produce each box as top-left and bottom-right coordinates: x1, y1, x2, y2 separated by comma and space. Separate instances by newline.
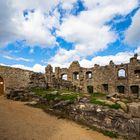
0, 65, 47, 94
45, 54, 140, 97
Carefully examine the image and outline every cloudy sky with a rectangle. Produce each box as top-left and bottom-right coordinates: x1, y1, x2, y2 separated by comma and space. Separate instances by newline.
0, 0, 140, 72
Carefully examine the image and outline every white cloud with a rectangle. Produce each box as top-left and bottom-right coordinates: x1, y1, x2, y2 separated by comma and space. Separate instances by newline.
125, 9, 140, 46
48, 48, 80, 67
48, 48, 135, 68
56, 0, 139, 60
3, 55, 33, 62
0, 0, 77, 47
80, 52, 134, 68
16, 10, 57, 47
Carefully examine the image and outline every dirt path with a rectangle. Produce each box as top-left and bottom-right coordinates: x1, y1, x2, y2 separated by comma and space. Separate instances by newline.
0, 96, 120, 140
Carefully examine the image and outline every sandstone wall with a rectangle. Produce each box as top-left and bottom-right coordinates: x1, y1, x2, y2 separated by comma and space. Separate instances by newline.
0, 65, 46, 94
45, 54, 140, 97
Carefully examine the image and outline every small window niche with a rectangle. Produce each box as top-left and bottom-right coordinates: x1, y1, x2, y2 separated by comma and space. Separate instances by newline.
134, 70, 140, 74
117, 85, 125, 94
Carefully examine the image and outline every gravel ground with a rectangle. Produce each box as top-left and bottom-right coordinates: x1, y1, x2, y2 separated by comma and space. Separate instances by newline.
0, 96, 120, 140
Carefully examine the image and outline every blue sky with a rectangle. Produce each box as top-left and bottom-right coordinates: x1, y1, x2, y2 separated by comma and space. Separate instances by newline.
0, 0, 140, 72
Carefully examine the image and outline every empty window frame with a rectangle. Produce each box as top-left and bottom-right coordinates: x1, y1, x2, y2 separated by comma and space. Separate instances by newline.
61, 74, 67, 80
118, 69, 126, 78
86, 71, 92, 79
73, 72, 79, 80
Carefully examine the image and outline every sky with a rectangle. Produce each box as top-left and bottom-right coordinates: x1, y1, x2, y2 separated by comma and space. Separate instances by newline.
0, 0, 140, 73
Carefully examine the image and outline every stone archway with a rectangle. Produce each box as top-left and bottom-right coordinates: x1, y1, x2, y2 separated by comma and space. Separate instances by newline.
0, 77, 4, 95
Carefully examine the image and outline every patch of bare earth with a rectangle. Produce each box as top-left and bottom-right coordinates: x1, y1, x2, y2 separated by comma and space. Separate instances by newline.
0, 96, 121, 140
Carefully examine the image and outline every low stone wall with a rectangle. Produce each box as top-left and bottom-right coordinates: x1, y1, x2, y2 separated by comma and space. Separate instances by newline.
0, 65, 47, 94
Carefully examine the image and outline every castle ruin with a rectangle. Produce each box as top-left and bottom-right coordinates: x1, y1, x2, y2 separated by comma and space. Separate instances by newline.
0, 54, 140, 98
45, 54, 140, 97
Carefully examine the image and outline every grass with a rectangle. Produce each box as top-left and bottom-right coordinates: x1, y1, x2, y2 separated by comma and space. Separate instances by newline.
90, 97, 121, 109
31, 88, 82, 102
91, 92, 107, 99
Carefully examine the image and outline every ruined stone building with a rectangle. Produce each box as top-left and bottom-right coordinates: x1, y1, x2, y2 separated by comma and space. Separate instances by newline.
1, 54, 140, 97
0, 65, 46, 95
45, 54, 140, 97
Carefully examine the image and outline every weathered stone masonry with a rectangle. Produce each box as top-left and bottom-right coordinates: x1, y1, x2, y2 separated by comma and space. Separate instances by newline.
1, 53, 140, 97
0, 65, 46, 95
45, 54, 140, 97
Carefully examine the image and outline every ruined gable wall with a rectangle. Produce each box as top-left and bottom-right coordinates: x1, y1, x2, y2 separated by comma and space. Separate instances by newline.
93, 64, 116, 93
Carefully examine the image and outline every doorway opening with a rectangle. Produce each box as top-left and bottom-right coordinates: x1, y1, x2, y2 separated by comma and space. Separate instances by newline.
117, 85, 125, 94
0, 77, 4, 95
87, 86, 93, 94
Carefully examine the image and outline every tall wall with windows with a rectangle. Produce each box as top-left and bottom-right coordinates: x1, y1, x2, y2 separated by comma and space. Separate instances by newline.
45, 54, 140, 97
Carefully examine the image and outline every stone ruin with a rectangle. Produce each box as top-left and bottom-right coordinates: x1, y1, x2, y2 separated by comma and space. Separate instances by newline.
45, 53, 140, 98
0, 53, 140, 98
1, 54, 140, 139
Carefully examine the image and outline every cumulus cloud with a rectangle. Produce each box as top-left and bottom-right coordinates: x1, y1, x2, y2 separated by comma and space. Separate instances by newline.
0, 0, 77, 47
125, 9, 140, 46
80, 52, 134, 68
0, 0, 140, 71
54, 0, 139, 64
49, 51, 134, 68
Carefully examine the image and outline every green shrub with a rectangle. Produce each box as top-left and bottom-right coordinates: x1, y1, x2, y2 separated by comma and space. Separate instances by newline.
102, 130, 118, 138
109, 103, 121, 109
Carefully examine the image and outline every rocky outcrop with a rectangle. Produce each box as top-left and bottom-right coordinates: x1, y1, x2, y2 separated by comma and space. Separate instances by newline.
128, 102, 140, 118
6, 91, 140, 140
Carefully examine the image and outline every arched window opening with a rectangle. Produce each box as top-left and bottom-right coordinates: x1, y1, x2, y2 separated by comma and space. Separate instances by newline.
118, 69, 126, 78
61, 74, 67, 80
73, 72, 79, 80
86, 71, 92, 79
117, 85, 125, 94
0, 77, 4, 95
